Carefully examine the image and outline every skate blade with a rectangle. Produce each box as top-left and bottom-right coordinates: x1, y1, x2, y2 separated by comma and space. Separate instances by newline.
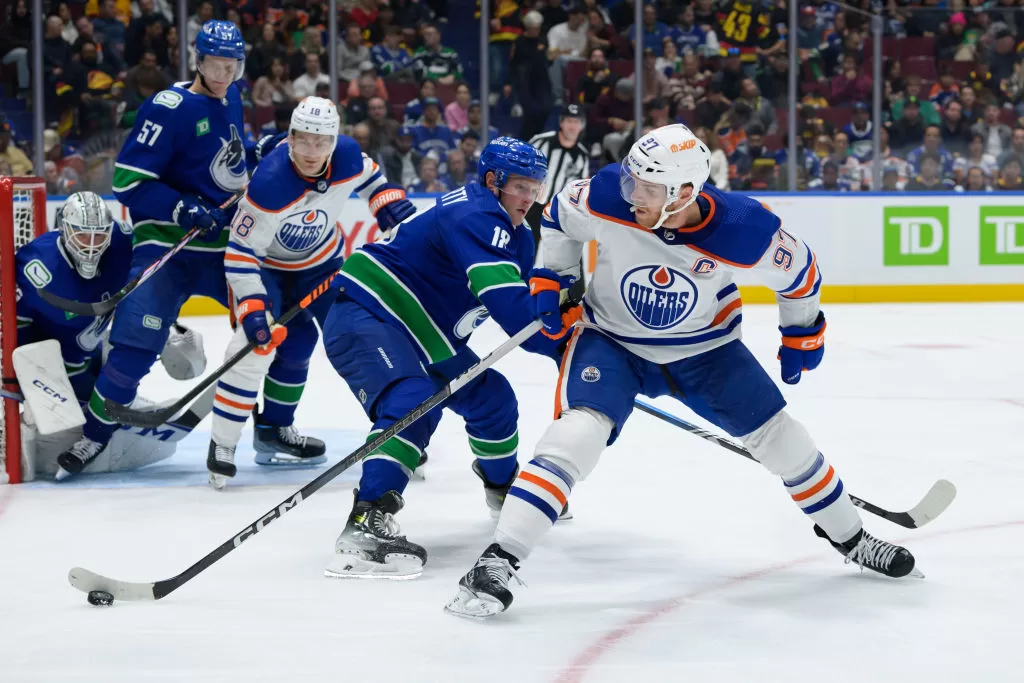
908, 566, 925, 579
324, 552, 423, 580
54, 467, 73, 482
444, 587, 506, 619
253, 451, 327, 467
208, 472, 229, 491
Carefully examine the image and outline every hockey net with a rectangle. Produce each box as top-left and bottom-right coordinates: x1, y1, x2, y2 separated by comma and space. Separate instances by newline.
0, 177, 47, 484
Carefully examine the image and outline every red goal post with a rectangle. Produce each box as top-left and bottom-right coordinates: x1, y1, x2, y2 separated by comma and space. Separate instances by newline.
1, 176, 48, 484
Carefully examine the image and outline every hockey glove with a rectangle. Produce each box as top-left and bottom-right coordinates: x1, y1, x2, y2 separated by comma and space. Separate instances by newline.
529, 268, 582, 339
237, 297, 288, 356
255, 132, 287, 163
778, 311, 826, 385
369, 184, 416, 231
173, 196, 220, 236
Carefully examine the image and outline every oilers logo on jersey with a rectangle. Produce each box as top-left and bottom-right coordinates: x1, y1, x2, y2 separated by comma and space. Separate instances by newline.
277, 209, 331, 252
210, 123, 248, 192
620, 265, 698, 330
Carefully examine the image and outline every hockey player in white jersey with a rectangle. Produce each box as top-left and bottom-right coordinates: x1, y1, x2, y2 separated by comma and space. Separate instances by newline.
447, 124, 919, 618
208, 97, 415, 488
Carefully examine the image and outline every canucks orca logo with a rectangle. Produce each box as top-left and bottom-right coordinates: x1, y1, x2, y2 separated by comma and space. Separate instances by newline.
210, 123, 248, 192
277, 209, 330, 252
619, 265, 697, 329
454, 305, 490, 339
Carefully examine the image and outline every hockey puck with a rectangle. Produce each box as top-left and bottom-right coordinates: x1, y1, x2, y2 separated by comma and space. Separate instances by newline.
87, 590, 114, 606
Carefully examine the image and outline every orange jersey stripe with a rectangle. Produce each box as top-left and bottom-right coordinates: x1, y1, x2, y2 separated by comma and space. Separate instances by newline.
225, 253, 260, 265
518, 471, 568, 507
264, 231, 340, 270
786, 257, 818, 299
709, 298, 742, 328
553, 327, 582, 419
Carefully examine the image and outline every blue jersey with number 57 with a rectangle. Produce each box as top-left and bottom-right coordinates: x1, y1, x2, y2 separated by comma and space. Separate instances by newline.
15, 227, 134, 377
337, 182, 547, 364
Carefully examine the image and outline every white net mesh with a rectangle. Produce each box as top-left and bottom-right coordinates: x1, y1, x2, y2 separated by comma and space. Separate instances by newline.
1, 181, 46, 483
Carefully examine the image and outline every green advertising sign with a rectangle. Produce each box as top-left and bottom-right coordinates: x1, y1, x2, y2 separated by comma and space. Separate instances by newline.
979, 206, 1024, 266
883, 206, 949, 266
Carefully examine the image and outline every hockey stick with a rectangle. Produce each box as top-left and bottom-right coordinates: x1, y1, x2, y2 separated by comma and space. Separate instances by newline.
37, 190, 246, 317
0, 387, 24, 402
633, 399, 957, 529
68, 319, 544, 601
104, 272, 340, 429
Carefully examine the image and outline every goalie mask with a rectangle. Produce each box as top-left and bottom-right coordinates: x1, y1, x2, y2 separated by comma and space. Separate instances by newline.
57, 192, 114, 280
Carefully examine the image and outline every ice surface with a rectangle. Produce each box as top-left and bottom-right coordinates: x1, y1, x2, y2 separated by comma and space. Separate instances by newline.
1, 304, 1022, 682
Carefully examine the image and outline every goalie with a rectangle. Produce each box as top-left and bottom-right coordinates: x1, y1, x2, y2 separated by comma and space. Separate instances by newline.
14, 192, 208, 479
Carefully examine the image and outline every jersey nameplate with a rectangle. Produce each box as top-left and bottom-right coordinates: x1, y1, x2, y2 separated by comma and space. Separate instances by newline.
153, 90, 183, 109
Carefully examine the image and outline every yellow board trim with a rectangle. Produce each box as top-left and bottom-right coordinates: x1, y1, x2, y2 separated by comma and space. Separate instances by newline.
180, 297, 229, 316
739, 284, 1024, 304
176, 284, 1024, 317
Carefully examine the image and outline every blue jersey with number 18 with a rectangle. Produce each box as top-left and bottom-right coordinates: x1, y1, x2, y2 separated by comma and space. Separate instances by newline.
337, 182, 543, 365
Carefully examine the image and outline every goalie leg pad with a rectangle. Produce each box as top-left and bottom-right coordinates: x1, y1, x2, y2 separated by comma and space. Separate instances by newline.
742, 411, 862, 544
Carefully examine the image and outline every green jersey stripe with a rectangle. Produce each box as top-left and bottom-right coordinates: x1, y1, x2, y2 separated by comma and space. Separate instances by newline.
112, 163, 160, 191
341, 252, 455, 363
466, 262, 524, 299
133, 223, 231, 251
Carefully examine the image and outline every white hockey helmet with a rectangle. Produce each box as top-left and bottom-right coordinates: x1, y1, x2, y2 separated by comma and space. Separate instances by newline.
57, 191, 114, 280
620, 124, 711, 230
290, 97, 340, 138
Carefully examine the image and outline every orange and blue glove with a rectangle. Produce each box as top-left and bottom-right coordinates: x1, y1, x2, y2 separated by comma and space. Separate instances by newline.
369, 184, 416, 231
778, 311, 826, 384
237, 297, 288, 356
529, 268, 582, 339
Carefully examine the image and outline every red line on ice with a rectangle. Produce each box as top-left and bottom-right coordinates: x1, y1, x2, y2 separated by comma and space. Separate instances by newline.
554, 519, 1024, 683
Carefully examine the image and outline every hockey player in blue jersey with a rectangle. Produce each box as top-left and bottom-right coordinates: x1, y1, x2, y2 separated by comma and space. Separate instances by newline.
16, 193, 133, 404
206, 97, 416, 489
55, 20, 286, 478
447, 124, 918, 618
17, 192, 207, 479
320, 137, 579, 579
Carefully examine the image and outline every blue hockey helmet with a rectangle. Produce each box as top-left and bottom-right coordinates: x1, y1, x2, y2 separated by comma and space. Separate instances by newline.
478, 137, 548, 190
194, 20, 246, 81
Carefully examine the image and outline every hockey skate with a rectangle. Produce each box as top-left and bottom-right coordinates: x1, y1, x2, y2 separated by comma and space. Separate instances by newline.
815, 525, 921, 578
445, 543, 524, 619
471, 460, 573, 521
252, 411, 326, 466
55, 436, 105, 480
207, 441, 237, 490
325, 490, 427, 579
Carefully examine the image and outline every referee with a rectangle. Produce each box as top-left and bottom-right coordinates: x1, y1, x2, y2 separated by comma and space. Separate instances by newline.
527, 104, 589, 245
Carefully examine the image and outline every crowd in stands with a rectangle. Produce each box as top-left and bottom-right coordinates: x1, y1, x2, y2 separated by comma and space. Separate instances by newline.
1, 0, 1023, 195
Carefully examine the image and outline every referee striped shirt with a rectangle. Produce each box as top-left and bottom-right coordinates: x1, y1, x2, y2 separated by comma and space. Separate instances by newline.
528, 131, 590, 206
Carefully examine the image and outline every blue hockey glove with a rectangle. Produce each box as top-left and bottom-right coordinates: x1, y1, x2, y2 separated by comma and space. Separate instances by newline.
173, 196, 219, 235
255, 132, 287, 163
369, 184, 416, 231
778, 311, 826, 385
529, 268, 581, 339
237, 297, 287, 355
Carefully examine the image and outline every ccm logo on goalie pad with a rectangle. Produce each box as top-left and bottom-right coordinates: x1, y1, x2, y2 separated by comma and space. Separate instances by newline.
620, 265, 697, 330
232, 492, 304, 547
278, 209, 331, 252
32, 379, 70, 404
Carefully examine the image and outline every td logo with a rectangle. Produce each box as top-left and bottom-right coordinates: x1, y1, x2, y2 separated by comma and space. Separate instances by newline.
979, 206, 1024, 265
883, 206, 949, 266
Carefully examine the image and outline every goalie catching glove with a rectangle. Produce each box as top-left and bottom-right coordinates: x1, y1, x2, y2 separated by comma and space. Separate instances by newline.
237, 297, 287, 355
